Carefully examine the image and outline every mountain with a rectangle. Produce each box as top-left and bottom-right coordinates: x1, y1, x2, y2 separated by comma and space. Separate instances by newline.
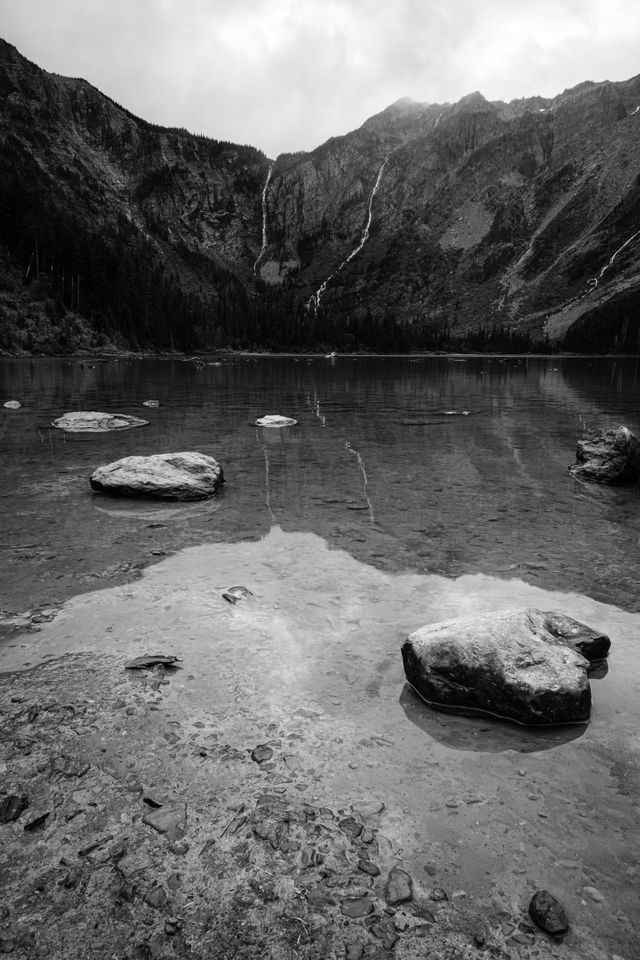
1, 37, 639, 354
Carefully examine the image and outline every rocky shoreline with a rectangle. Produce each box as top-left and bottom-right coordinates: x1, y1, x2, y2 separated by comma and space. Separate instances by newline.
0, 654, 583, 960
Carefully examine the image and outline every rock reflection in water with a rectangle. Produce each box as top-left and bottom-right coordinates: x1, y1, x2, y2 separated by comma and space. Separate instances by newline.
399, 683, 587, 753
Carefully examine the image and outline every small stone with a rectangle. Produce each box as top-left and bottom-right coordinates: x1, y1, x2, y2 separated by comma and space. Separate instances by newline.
144, 887, 167, 909
164, 917, 182, 935
385, 867, 413, 905
168, 840, 189, 855
251, 745, 273, 764
338, 817, 363, 839
4, 401, 21, 410
357, 859, 381, 877
351, 800, 385, 818
142, 803, 187, 835
345, 943, 364, 960
0, 795, 28, 823
429, 887, 448, 901
0, 938, 15, 953
529, 890, 569, 934
341, 898, 374, 918
583, 885, 604, 902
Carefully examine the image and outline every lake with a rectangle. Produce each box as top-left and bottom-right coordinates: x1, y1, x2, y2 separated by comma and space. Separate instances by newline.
1, 354, 640, 957
2, 354, 640, 614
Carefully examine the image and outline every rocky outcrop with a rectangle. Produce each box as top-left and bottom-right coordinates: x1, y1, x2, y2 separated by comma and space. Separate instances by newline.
569, 426, 640, 484
89, 452, 224, 500
401, 608, 609, 725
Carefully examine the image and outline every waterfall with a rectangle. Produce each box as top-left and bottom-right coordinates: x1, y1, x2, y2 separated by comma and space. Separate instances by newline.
307, 154, 391, 312
254, 164, 273, 277
587, 228, 640, 290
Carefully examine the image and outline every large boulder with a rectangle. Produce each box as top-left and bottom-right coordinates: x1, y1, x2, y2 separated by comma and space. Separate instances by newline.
401, 608, 609, 725
90, 452, 224, 500
568, 426, 640, 484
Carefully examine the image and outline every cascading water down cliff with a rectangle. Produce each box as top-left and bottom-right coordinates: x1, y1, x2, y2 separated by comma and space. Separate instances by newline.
307, 154, 391, 313
254, 164, 273, 277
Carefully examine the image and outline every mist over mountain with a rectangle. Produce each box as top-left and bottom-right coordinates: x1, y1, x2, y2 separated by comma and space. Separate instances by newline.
1, 37, 639, 354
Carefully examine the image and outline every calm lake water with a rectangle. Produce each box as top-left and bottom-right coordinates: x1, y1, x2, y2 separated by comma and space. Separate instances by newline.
1, 354, 639, 614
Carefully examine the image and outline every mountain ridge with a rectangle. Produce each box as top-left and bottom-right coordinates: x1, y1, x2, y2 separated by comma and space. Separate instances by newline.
1, 36, 639, 354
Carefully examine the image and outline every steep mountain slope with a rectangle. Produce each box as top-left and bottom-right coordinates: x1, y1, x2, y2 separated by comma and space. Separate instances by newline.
0, 38, 271, 351
261, 82, 640, 349
1, 36, 639, 353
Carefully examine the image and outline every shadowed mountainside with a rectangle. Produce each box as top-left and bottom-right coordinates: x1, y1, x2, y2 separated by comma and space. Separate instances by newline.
1, 37, 639, 353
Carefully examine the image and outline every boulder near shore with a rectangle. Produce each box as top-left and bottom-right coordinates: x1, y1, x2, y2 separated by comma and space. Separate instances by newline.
402, 608, 610, 725
90, 452, 224, 500
568, 425, 640, 484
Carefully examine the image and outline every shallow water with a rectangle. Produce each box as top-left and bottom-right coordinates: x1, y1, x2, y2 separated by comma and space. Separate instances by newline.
3, 527, 640, 956
2, 355, 640, 956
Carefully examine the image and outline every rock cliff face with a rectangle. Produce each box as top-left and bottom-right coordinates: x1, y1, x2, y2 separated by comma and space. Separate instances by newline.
1, 37, 639, 351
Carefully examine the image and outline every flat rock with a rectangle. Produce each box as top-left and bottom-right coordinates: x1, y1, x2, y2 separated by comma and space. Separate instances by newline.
402, 608, 595, 725
142, 802, 187, 835
52, 411, 148, 432
341, 897, 374, 918
90, 452, 224, 500
125, 655, 181, 670
529, 890, 569, 933
569, 425, 640, 484
255, 415, 297, 427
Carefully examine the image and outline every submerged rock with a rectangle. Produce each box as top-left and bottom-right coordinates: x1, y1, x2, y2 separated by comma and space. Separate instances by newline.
529, 890, 569, 934
569, 425, 640, 484
4, 400, 21, 409
0, 794, 29, 823
402, 608, 599, 725
222, 585, 254, 604
124, 655, 181, 670
52, 411, 148, 432
90, 452, 224, 500
255, 415, 297, 427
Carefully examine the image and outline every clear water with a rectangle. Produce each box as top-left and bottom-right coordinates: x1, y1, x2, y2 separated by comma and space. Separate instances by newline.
1, 354, 640, 613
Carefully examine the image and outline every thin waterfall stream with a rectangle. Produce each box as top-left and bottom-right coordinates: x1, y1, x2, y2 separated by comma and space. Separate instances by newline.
307, 154, 391, 312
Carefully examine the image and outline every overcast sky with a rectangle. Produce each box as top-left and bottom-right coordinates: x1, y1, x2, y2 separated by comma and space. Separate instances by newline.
3, 0, 640, 158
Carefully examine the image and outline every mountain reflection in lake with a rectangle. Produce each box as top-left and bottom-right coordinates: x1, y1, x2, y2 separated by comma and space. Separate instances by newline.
1, 355, 639, 615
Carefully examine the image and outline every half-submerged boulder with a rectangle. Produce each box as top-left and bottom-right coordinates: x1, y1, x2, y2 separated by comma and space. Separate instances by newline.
568, 425, 640, 484
53, 411, 148, 432
90, 452, 224, 500
401, 608, 610, 725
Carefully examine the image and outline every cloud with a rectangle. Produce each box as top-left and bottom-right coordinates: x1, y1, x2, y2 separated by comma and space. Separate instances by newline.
2, 0, 640, 156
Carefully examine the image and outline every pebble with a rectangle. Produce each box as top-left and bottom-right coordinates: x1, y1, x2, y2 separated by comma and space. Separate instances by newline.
429, 887, 448, 901
142, 803, 187, 835
351, 800, 385, 817
345, 943, 364, 960
529, 890, 569, 934
583, 886, 604, 902
357, 859, 380, 877
385, 867, 413, 905
341, 898, 374, 918
0, 795, 29, 823
251, 745, 274, 764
